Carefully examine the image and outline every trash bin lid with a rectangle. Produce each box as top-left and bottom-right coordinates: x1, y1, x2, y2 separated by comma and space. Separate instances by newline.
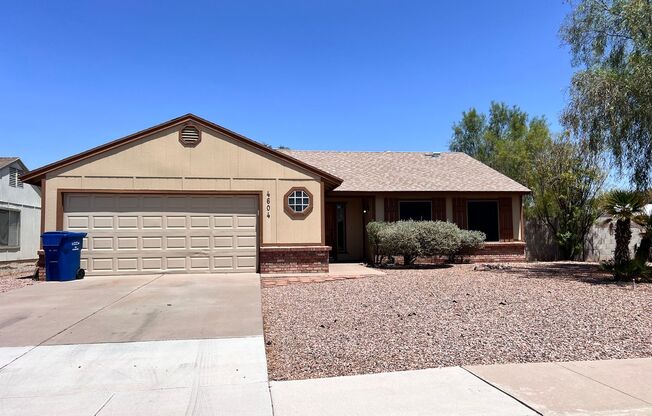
41, 231, 68, 247
61, 231, 87, 239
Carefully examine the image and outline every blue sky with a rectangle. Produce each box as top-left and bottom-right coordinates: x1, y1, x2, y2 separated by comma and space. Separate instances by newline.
1, 1, 574, 169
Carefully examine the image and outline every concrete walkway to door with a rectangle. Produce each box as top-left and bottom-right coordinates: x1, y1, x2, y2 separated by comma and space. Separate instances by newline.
0, 273, 273, 416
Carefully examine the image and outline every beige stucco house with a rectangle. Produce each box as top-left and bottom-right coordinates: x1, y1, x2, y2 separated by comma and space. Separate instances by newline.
23, 114, 529, 276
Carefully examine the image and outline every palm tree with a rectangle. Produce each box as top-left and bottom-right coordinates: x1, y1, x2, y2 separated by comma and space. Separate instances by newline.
602, 190, 647, 276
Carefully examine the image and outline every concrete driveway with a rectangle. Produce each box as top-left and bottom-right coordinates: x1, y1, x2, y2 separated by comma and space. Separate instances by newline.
0, 274, 273, 416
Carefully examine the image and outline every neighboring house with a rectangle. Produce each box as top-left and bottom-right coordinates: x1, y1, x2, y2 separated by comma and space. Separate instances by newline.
22, 114, 529, 276
0, 158, 41, 262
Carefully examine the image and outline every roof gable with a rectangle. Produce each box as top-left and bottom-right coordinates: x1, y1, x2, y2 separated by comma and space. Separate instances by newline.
22, 114, 342, 187
0, 157, 28, 171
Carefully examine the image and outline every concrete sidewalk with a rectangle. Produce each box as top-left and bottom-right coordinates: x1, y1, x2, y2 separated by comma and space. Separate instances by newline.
270, 358, 652, 415
271, 367, 537, 415
466, 358, 652, 415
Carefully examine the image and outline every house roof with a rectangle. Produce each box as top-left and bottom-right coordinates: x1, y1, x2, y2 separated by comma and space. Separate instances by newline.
0, 157, 19, 170
21, 114, 343, 187
279, 150, 531, 193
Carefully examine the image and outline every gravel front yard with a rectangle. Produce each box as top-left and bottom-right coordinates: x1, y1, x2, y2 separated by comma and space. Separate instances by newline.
262, 262, 652, 381
0, 261, 40, 293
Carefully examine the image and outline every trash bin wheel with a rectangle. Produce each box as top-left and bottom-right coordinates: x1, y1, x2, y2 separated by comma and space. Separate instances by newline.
76, 269, 85, 280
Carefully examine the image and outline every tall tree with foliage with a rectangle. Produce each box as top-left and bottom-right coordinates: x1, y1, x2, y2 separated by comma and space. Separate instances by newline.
450, 102, 552, 188
561, 0, 652, 189
530, 137, 606, 259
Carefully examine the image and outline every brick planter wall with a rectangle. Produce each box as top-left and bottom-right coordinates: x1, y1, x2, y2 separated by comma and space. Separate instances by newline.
394, 241, 527, 265
465, 241, 526, 263
260, 246, 330, 274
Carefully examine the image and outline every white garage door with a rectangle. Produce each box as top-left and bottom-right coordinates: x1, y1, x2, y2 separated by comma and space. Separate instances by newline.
63, 194, 258, 275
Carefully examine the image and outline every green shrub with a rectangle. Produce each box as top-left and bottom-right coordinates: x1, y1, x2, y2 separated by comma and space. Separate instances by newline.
366, 220, 488, 266
378, 221, 422, 265
366, 221, 389, 264
416, 221, 462, 257
600, 258, 652, 281
452, 230, 486, 263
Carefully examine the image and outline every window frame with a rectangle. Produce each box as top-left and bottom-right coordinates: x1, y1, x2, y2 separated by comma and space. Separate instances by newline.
398, 200, 432, 221
284, 187, 314, 219
0, 208, 21, 249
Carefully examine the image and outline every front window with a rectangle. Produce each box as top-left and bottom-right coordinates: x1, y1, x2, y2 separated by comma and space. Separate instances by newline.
399, 201, 432, 221
284, 187, 313, 218
467, 201, 499, 241
288, 189, 310, 213
0, 209, 20, 248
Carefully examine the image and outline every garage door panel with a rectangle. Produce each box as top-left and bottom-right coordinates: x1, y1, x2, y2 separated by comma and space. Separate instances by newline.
94, 196, 117, 211
117, 258, 138, 271
190, 257, 210, 270
190, 216, 210, 228
166, 257, 186, 270
213, 256, 234, 270
142, 257, 162, 270
190, 236, 210, 249
166, 237, 186, 249
93, 216, 114, 229
93, 237, 113, 250
213, 216, 234, 228
64, 194, 258, 275
67, 216, 89, 229
237, 256, 256, 269
167, 216, 187, 228
117, 216, 138, 229
118, 196, 140, 210
117, 237, 138, 250
142, 216, 163, 228
142, 237, 163, 249
92, 258, 114, 272
237, 236, 257, 249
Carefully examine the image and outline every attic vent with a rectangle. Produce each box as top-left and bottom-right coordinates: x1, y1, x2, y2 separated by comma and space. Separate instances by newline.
426, 152, 441, 158
179, 126, 201, 147
9, 167, 23, 188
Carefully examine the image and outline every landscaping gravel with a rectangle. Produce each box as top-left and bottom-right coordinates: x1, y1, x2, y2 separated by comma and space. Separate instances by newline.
262, 262, 652, 380
0, 262, 40, 293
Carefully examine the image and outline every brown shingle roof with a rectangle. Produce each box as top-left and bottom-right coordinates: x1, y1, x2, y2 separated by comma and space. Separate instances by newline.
280, 151, 530, 193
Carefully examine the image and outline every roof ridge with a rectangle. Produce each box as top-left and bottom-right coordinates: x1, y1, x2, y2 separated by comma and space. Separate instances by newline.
282, 150, 452, 154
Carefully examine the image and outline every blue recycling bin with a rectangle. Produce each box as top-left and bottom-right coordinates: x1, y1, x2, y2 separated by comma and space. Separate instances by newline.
41, 231, 87, 281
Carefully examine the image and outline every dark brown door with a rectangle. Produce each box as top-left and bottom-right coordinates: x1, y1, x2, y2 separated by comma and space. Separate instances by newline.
325, 202, 337, 259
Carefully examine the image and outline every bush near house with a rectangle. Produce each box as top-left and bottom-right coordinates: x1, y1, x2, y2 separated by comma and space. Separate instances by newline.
366, 221, 486, 265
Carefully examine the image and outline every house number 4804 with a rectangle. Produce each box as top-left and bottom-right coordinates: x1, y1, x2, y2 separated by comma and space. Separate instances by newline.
266, 191, 271, 218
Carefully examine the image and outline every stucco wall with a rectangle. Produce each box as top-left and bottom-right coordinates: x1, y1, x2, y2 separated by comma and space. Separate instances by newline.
0, 163, 42, 261
41, 125, 324, 246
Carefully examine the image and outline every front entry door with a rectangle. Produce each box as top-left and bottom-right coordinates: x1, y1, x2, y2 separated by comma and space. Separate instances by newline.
325, 202, 337, 260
